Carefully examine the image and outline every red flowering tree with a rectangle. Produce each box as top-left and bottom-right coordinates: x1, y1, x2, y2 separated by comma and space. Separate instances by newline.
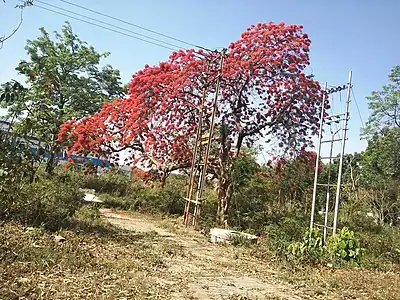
59, 22, 326, 224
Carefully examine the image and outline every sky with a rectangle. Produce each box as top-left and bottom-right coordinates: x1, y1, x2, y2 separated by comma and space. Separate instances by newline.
1, 0, 399, 159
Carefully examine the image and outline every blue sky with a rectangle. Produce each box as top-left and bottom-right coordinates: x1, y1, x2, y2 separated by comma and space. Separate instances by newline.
1, 0, 399, 157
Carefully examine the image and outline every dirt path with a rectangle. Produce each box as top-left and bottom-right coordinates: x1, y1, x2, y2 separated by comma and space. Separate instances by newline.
100, 208, 310, 300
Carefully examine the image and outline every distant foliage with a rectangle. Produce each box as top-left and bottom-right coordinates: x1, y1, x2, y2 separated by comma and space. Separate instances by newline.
83, 169, 130, 196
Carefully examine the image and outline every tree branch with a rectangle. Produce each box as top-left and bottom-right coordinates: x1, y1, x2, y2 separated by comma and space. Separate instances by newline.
0, 2, 31, 49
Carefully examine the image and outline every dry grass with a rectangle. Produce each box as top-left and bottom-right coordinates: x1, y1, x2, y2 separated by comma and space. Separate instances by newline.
1, 212, 399, 300
0, 221, 184, 299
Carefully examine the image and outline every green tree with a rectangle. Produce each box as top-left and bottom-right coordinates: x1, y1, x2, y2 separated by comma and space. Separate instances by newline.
360, 128, 400, 224
364, 65, 400, 136
1, 22, 124, 174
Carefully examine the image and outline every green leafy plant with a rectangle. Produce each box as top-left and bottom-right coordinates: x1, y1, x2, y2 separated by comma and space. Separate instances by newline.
287, 228, 324, 260
326, 227, 363, 263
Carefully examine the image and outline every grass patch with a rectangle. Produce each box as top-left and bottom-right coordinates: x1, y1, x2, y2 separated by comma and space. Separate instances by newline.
0, 218, 186, 299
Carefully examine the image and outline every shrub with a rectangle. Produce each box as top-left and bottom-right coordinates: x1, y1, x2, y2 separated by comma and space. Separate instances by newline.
83, 169, 130, 196
287, 228, 325, 262
326, 227, 363, 263
100, 194, 134, 211
131, 180, 185, 215
359, 226, 400, 266
263, 213, 309, 254
98, 176, 187, 215
74, 204, 101, 221
53, 167, 85, 187
3, 179, 83, 230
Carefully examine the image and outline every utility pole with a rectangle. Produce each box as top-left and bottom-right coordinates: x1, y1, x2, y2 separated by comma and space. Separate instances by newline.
310, 82, 328, 231
183, 89, 206, 226
309, 72, 352, 241
183, 49, 226, 228
332, 71, 352, 234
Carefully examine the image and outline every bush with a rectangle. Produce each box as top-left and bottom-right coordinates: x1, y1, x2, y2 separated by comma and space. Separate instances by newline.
287, 229, 325, 262
100, 194, 134, 211
53, 167, 85, 186
286, 227, 363, 265
263, 213, 309, 254
98, 176, 187, 215
326, 227, 363, 263
83, 169, 130, 196
2, 179, 83, 230
131, 180, 185, 215
359, 226, 400, 266
74, 204, 101, 221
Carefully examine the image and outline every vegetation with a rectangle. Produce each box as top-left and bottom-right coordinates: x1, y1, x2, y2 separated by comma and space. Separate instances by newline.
59, 22, 325, 224
0, 22, 399, 299
364, 65, 400, 135
1, 22, 125, 174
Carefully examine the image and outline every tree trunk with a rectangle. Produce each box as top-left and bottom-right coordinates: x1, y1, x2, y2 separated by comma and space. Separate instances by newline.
160, 171, 167, 188
45, 151, 56, 175
217, 164, 234, 227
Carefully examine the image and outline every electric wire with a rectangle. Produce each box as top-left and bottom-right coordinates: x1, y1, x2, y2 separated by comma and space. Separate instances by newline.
30, 2, 179, 52
350, 87, 365, 128
59, 0, 211, 51
35, 0, 185, 51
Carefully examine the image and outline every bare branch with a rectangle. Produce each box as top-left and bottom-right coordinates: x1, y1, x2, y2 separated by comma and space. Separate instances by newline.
0, 1, 32, 49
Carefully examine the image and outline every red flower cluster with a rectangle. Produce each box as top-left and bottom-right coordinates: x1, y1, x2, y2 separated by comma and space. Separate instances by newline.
58, 22, 325, 175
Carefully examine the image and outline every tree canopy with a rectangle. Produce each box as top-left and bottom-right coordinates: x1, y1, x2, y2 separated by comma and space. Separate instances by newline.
59, 22, 325, 222
1, 22, 124, 173
364, 65, 400, 135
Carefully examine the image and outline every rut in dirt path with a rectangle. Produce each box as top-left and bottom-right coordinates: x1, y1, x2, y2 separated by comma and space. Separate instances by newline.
100, 208, 310, 300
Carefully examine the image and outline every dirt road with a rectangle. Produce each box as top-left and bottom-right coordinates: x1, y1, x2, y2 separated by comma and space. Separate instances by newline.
100, 208, 309, 300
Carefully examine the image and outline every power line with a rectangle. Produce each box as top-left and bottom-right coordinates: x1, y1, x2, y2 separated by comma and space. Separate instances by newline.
30, 2, 179, 52
59, 0, 211, 51
351, 87, 365, 128
35, 0, 183, 51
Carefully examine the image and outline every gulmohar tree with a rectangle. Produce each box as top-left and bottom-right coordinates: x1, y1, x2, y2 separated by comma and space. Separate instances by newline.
59, 22, 326, 223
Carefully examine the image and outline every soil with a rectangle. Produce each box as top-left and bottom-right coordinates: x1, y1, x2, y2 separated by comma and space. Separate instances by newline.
100, 208, 309, 300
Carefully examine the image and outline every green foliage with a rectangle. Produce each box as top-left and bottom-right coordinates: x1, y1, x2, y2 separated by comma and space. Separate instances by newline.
287, 229, 324, 261
229, 173, 272, 231
358, 226, 400, 267
362, 128, 400, 182
130, 179, 185, 215
100, 194, 133, 211
1, 22, 124, 173
74, 204, 101, 222
228, 232, 254, 247
364, 65, 400, 135
326, 227, 363, 263
360, 128, 400, 224
0, 130, 41, 220
231, 149, 258, 188
261, 214, 309, 255
97, 175, 186, 215
286, 227, 363, 264
83, 169, 130, 196
340, 202, 382, 234
53, 166, 85, 186
1, 178, 83, 230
